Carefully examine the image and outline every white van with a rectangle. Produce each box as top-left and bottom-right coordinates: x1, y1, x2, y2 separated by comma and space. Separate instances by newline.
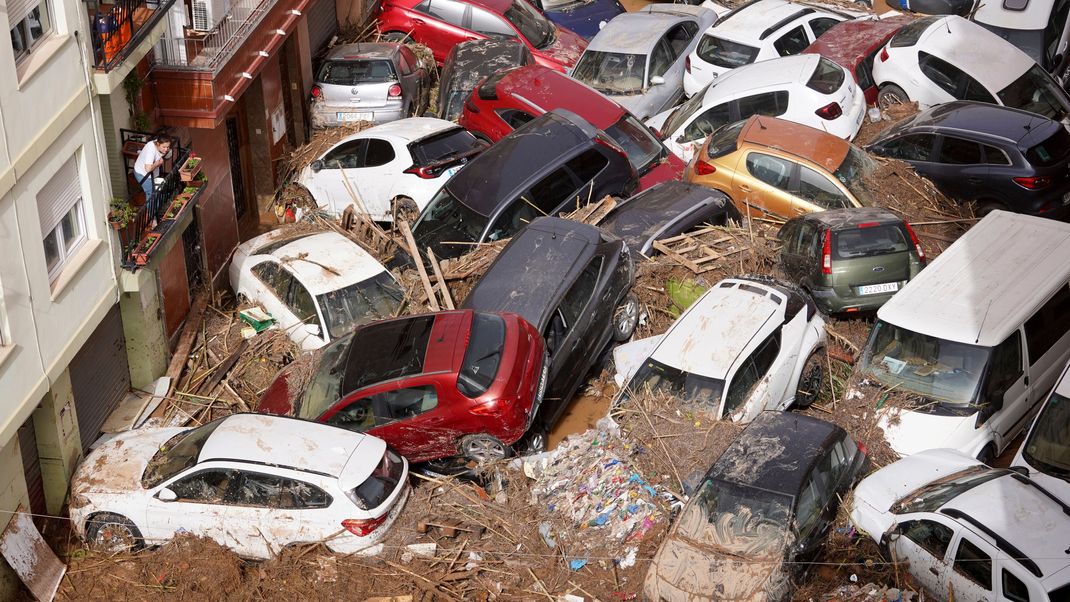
858, 211, 1070, 464
973, 0, 1070, 77
1012, 359, 1070, 503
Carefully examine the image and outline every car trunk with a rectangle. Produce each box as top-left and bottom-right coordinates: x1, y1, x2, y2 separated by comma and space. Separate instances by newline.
318, 59, 400, 110
828, 224, 914, 298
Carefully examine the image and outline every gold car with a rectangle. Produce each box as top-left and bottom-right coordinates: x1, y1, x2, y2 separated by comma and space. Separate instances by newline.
684, 116, 875, 219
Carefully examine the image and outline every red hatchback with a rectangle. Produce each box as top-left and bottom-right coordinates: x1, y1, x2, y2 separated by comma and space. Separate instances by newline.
803, 15, 915, 106
459, 65, 685, 191
258, 310, 547, 463
376, 0, 586, 72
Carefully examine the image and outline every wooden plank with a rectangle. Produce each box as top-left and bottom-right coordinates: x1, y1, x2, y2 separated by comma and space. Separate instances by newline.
399, 221, 440, 311
163, 293, 209, 397
198, 338, 249, 396
427, 247, 455, 310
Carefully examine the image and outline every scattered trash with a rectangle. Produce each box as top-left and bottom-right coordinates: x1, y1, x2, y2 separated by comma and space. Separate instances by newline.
568, 558, 588, 571
617, 546, 637, 569
404, 543, 437, 558
538, 522, 558, 549
238, 306, 275, 332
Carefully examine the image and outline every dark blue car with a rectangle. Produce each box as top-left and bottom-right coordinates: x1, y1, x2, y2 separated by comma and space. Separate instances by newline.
528, 0, 626, 40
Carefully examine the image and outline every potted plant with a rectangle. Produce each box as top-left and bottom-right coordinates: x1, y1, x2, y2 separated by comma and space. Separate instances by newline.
132, 233, 162, 265
189, 172, 207, 188
108, 197, 138, 230
179, 154, 202, 182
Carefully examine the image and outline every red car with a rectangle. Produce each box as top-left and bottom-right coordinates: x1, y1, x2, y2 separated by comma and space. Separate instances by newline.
258, 310, 547, 463
802, 15, 915, 106
376, 0, 586, 72
458, 64, 685, 191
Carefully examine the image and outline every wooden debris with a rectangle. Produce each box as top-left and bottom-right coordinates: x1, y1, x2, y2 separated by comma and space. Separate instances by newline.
426, 247, 454, 310
399, 221, 440, 311
562, 195, 616, 225
651, 230, 743, 274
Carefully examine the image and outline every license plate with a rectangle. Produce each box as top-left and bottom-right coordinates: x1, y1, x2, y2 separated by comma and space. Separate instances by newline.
858, 282, 899, 295
337, 112, 371, 122
443, 166, 460, 179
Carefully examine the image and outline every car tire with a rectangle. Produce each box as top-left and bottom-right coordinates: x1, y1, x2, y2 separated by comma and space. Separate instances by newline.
877, 84, 909, 110
976, 200, 1007, 217
85, 512, 144, 552
381, 31, 413, 44
977, 443, 997, 466
794, 350, 825, 409
612, 292, 640, 342
460, 434, 510, 463
391, 195, 420, 224
520, 428, 548, 455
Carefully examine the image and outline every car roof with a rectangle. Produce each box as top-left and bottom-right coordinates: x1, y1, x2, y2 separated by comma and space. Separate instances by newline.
790, 207, 903, 229
458, 0, 512, 15
343, 312, 468, 392
711, 0, 822, 42
651, 278, 783, 380
492, 65, 626, 130
915, 16, 1034, 92
327, 117, 458, 146
707, 412, 844, 496
877, 211, 1070, 346
447, 110, 597, 216
640, 3, 715, 19
461, 217, 602, 328
884, 101, 1060, 148
442, 39, 532, 93
324, 42, 399, 61
600, 181, 730, 250
738, 115, 849, 172
587, 12, 692, 53
703, 54, 818, 98
802, 15, 913, 68
255, 231, 388, 296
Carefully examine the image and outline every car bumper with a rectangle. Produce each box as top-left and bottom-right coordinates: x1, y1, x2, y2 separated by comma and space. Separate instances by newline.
311, 105, 404, 128
683, 67, 715, 98
809, 285, 898, 314
1026, 185, 1070, 220
326, 480, 410, 556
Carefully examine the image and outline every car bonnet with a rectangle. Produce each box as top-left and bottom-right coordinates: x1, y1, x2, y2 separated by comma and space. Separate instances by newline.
71, 427, 190, 498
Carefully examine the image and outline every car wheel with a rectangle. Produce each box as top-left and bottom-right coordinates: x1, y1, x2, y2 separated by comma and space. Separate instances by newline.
520, 428, 548, 455
977, 443, 997, 466
391, 195, 420, 224
85, 512, 144, 552
382, 31, 414, 44
460, 434, 510, 463
976, 200, 1007, 217
794, 350, 825, 409
877, 84, 909, 110
613, 292, 640, 342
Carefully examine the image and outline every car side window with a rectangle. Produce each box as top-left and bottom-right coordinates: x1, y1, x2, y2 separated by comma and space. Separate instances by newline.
327, 396, 382, 431
380, 385, 439, 420
229, 472, 331, 509
560, 257, 602, 326
169, 469, 237, 503
880, 134, 935, 162
496, 108, 534, 129
567, 149, 609, 184
419, 0, 467, 27
1024, 284, 1070, 362
855, 59, 874, 91
469, 6, 515, 37
722, 330, 781, 416
794, 480, 822, 538
284, 277, 318, 324
795, 223, 818, 256
746, 153, 793, 190
797, 165, 852, 209
323, 139, 367, 169
650, 38, 674, 78
364, 139, 396, 167
898, 519, 954, 559
918, 51, 961, 97
681, 103, 731, 142
962, 77, 995, 103
665, 23, 693, 57
735, 91, 789, 119
953, 537, 993, 590
937, 137, 983, 164
251, 262, 293, 302
773, 26, 809, 56
1002, 569, 1031, 602
981, 144, 1012, 165
778, 221, 798, 251
809, 17, 839, 38
983, 330, 1023, 401
489, 167, 576, 240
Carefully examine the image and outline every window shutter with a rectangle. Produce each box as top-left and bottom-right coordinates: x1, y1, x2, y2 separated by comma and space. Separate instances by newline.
7, 0, 40, 27
37, 157, 82, 237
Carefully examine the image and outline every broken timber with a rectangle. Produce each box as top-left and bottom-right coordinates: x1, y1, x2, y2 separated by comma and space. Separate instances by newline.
651, 228, 744, 274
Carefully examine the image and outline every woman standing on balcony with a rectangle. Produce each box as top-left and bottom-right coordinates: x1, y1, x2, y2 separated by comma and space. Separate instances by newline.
134, 135, 172, 205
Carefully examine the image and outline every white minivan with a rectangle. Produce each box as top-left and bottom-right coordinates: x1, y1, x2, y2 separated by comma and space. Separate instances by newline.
1012, 359, 1070, 503
858, 211, 1070, 464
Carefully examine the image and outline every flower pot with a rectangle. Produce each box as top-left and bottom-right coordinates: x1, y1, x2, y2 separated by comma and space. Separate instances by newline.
179, 156, 202, 182
132, 233, 162, 265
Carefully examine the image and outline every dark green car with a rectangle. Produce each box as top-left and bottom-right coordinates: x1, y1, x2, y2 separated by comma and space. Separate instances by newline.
777, 208, 926, 315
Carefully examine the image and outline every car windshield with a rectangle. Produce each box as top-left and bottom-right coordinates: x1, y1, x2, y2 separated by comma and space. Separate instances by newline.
504, 0, 555, 49
318, 272, 404, 340
409, 127, 483, 166
572, 51, 647, 95
661, 84, 710, 138
832, 224, 909, 260
622, 357, 725, 406
888, 16, 937, 48
1022, 392, 1070, 478
833, 145, 877, 205
677, 478, 792, 557
998, 65, 1069, 121
442, 91, 468, 121
605, 114, 663, 173
861, 320, 990, 413
141, 419, 225, 488
696, 35, 759, 69
457, 313, 506, 398
317, 59, 397, 85
298, 334, 356, 420
1027, 127, 1070, 167
412, 187, 488, 258
894, 465, 1006, 514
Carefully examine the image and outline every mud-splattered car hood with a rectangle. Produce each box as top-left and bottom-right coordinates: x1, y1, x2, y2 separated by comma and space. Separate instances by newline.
71, 428, 187, 498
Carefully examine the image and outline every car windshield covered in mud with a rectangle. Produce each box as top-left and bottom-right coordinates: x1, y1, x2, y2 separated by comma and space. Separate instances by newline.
683, 478, 793, 555
142, 420, 223, 488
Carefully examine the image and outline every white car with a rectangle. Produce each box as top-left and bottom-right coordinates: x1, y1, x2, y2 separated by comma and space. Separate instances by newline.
647, 54, 865, 162
683, 0, 849, 97
229, 229, 403, 351
613, 277, 826, 422
1012, 359, 1070, 505
872, 14, 1070, 123
851, 449, 1070, 601
69, 414, 410, 560
296, 117, 485, 221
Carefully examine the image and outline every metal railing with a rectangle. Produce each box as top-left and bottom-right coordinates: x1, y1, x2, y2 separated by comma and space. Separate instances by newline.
153, 0, 278, 73
87, 0, 176, 71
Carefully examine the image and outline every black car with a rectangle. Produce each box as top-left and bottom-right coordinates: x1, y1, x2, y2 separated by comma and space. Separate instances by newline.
461, 217, 637, 449
438, 38, 534, 121
644, 412, 868, 601
599, 181, 739, 256
411, 110, 638, 260
867, 101, 1070, 219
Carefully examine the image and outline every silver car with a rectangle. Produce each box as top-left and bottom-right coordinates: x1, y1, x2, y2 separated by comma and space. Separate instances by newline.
311, 42, 431, 128
570, 5, 717, 120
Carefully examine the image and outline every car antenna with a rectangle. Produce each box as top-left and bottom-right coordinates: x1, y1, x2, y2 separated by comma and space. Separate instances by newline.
756, 115, 767, 130
975, 299, 993, 344
944, 17, 951, 34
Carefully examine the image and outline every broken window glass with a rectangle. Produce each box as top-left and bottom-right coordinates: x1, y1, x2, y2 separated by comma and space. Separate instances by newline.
230, 472, 331, 509
170, 469, 237, 503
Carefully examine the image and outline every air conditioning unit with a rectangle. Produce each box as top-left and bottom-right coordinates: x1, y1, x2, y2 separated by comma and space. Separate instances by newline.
191, 0, 230, 31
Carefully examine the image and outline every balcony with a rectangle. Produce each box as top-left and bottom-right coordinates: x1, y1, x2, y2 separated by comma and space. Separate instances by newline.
154, 0, 279, 74
86, 0, 176, 72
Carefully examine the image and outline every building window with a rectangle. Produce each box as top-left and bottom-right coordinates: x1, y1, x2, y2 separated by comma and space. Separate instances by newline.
9, 0, 51, 62
37, 157, 88, 282
42, 201, 86, 279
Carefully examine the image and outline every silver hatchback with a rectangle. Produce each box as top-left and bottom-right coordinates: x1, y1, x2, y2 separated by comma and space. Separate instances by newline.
311, 42, 431, 128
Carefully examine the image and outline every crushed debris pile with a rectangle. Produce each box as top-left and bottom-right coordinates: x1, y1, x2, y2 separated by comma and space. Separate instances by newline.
281, 121, 374, 179
853, 101, 920, 147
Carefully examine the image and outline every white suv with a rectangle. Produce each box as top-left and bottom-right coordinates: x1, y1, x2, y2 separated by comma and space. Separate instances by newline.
851, 449, 1070, 601
70, 414, 410, 559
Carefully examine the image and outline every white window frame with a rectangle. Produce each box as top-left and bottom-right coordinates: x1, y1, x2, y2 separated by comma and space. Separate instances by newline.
37, 157, 89, 283
9, 0, 52, 63
42, 200, 87, 282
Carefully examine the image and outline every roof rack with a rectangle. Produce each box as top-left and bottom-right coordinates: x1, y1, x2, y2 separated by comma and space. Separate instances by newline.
759, 8, 814, 40
939, 508, 1043, 578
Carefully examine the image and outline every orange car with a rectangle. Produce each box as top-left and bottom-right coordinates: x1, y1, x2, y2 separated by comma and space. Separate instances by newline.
684, 116, 876, 219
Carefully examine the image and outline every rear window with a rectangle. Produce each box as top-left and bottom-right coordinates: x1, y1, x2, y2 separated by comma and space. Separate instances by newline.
696, 35, 759, 69
889, 16, 937, 48
317, 59, 397, 85
605, 114, 663, 175
409, 128, 483, 166
832, 224, 909, 260
806, 57, 846, 94
457, 313, 506, 398
348, 449, 403, 510
706, 120, 746, 159
1026, 127, 1070, 167
342, 316, 436, 394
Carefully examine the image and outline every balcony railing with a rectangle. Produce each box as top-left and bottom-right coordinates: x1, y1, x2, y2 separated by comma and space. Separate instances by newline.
153, 0, 278, 74
86, 0, 176, 71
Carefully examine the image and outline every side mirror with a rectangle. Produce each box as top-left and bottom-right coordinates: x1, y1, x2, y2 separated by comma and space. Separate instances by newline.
305, 323, 322, 338
157, 488, 177, 502
650, 75, 665, 86
310, 160, 324, 173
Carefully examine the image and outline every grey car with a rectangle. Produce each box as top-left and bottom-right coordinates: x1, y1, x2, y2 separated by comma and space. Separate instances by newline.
311, 43, 431, 128
599, 181, 739, 255
570, 5, 717, 120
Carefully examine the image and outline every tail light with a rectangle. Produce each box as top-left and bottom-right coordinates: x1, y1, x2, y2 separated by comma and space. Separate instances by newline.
405, 164, 446, 179
856, 440, 868, 457
594, 134, 627, 158
685, 55, 691, 73
693, 159, 717, 175
1013, 175, 1052, 189
342, 516, 388, 537
879, 47, 889, 62
470, 398, 511, 416
310, 85, 322, 101
815, 102, 843, 120
821, 229, 832, 275
903, 221, 925, 264
857, 221, 879, 228
388, 84, 402, 98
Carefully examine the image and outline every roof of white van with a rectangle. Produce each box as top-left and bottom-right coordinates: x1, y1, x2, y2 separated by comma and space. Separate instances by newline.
877, 211, 1070, 347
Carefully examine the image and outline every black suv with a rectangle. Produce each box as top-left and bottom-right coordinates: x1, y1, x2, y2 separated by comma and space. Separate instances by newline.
867, 100, 1070, 219
461, 217, 637, 449
411, 109, 638, 260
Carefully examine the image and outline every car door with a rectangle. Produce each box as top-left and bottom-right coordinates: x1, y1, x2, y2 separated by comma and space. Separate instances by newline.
888, 517, 957, 599
647, 37, 678, 116
931, 135, 988, 200
310, 138, 368, 213
149, 468, 238, 550
358, 138, 400, 219
947, 533, 996, 602
656, 23, 697, 112
737, 151, 798, 217
871, 133, 938, 180
917, 51, 971, 105
222, 470, 334, 559
282, 270, 327, 349
772, 25, 810, 57
720, 328, 781, 420
250, 262, 301, 338
469, 5, 517, 41
327, 383, 448, 460
1022, 284, 1070, 409
977, 330, 1029, 455
412, 0, 472, 61
544, 257, 604, 421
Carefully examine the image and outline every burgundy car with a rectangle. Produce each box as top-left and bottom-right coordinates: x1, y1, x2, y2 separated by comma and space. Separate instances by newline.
458, 64, 685, 191
258, 310, 547, 463
802, 15, 915, 105
376, 0, 586, 72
